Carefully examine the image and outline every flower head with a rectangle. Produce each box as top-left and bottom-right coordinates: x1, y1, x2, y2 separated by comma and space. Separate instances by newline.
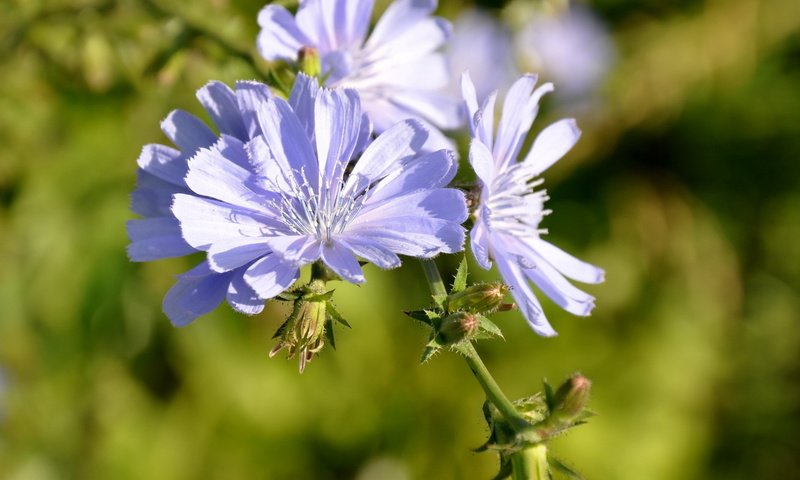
257, 0, 463, 133
127, 80, 275, 325
131, 74, 467, 326
462, 73, 604, 336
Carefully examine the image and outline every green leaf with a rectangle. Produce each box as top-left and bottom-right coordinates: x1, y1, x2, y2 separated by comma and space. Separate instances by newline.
271, 317, 292, 339
304, 289, 335, 302
452, 256, 468, 293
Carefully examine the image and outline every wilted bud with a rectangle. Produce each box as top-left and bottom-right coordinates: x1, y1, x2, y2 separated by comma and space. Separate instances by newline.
298, 46, 321, 78
437, 312, 479, 344
447, 282, 508, 314
270, 281, 328, 373
550, 374, 592, 423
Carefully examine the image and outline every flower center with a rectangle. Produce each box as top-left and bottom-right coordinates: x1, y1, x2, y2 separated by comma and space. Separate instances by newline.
275, 169, 367, 244
483, 163, 551, 238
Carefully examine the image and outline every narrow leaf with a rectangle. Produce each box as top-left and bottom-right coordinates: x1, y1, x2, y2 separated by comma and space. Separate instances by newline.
327, 302, 351, 328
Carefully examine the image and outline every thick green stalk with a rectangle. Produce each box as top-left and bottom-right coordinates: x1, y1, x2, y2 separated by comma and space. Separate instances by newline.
512, 444, 549, 480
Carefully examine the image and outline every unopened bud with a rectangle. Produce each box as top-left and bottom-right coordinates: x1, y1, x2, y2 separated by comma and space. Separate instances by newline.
270, 281, 328, 373
551, 374, 592, 423
447, 282, 508, 314
297, 46, 321, 78
438, 312, 479, 344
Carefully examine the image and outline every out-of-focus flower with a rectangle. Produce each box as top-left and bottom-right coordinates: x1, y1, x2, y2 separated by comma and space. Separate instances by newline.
447, 9, 518, 101
515, 4, 614, 99
462, 73, 604, 336
141, 74, 466, 326
257, 0, 463, 132
127, 80, 275, 325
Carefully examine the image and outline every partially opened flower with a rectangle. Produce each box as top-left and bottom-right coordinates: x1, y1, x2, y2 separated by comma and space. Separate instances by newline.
462, 73, 604, 336
127, 80, 275, 325
257, 0, 463, 133
131, 74, 467, 326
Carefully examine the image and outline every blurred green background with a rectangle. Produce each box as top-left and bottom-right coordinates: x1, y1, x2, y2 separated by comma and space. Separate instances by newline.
1, 0, 799, 478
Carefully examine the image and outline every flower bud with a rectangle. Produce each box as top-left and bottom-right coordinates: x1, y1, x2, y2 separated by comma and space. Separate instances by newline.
447, 282, 508, 314
437, 312, 479, 344
550, 374, 592, 423
297, 46, 321, 78
269, 281, 328, 373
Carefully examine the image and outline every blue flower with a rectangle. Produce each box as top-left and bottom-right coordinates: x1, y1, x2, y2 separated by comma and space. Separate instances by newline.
127, 80, 275, 325
130, 74, 467, 326
257, 0, 463, 133
462, 73, 604, 336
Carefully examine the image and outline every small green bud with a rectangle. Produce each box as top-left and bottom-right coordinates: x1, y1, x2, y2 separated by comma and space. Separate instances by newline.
270, 281, 328, 373
550, 374, 592, 423
297, 46, 321, 78
447, 282, 508, 314
437, 312, 479, 344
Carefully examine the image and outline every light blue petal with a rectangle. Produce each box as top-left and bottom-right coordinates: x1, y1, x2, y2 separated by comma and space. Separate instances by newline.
366, 90, 464, 132
493, 251, 556, 337
161, 110, 217, 152
367, 0, 439, 49
468, 138, 495, 186
255, 97, 320, 193
356, 188, 468, 225
315, 87, 363, 187
469, 221, 492, 270
163, 262, 232, 327
256, 5, 310, 61
126, 217, 196, 261
172, 194, 272, 250
207, 238, 273, 273
321, 241, 365, 283
296, 0, 374, 52
184, 136, 274, 213
136, 143, 186, 186
288, 73, 320, 141
348, 217, 465, 257
235, 81, 273, 139
338, 235, 401, 269
262, 235, 322, 265
492, 74, 540, 170
131, 170, 187, 217
523, 119, 581, 175
197, 81, 247, 140
532, 238, 604, 284
227, 268, 265, 315
345, 119, 428, 193
244, 254, 300, 299
365, 149, 457, 205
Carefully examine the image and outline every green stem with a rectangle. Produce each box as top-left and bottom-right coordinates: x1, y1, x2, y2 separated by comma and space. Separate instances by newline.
511, 444, 549, 480
461, 342, 529, 431
418, 259, 527, 430
419, 258, 448, 298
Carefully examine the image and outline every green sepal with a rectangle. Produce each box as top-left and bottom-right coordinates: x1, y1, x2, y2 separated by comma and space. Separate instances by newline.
475, 314, 504, 340
304, 289, 335, 302
276, 290, 301, 302
324, 319, 336, 350
432, 293, 447, 310
271, 317, 292, 339
420, 338, 441, 364
404, 309, 441, 326
451, 256, 468, 293
543, 379, 556, 411
326, 302, 351, 328
550, 456, 585, 480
